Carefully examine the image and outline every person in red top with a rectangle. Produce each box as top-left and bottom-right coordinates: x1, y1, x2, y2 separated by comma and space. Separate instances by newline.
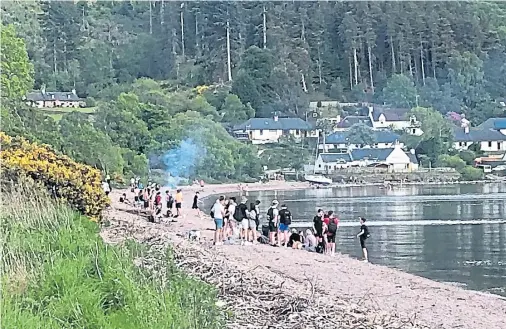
324, 210, 339, 256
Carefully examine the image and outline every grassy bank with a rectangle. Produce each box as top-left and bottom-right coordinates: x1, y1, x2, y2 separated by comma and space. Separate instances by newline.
1, 188, 224, 329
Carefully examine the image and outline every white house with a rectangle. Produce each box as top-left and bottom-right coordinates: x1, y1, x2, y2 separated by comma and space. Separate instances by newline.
233, 116, 317, 144
315, 143, 418, 174
319, 130, 404, 152
368, 105, 423, 136
26, 88, 82, 108
453, 118, 506, 153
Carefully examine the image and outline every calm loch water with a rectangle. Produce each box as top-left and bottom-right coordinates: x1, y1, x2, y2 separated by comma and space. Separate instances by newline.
214, 183, 506, 296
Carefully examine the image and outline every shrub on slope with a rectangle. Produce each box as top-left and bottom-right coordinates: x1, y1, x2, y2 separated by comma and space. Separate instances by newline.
0, 132, 108, 218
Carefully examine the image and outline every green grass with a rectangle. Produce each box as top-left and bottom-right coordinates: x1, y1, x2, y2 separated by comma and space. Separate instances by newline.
39, 106, 96, 114
1, 186, 224, 329
40, 107, 96, 121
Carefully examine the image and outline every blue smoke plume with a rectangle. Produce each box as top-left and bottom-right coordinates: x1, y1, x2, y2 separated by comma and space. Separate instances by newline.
161, 138, 206, 188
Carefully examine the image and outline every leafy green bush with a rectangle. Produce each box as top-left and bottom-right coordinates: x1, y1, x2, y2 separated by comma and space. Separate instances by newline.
436, 154, 466, 170
1, 187, 224, 329
458, 150, 477, 165
459, 166, 484, 181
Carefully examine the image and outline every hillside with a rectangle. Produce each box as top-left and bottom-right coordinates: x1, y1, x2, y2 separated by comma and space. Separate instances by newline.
1, 1, 506, 183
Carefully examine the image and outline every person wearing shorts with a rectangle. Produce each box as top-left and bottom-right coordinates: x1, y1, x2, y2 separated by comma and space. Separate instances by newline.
212, 196, 226, 245
277, 205, 292, 247
267, 200, 279, 245
356, 217, 370, 262
247, 203, 258, 243
175, 189, 183, 217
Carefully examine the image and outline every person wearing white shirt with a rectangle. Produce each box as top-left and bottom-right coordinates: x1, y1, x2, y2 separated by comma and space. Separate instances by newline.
212, 196, 226, 245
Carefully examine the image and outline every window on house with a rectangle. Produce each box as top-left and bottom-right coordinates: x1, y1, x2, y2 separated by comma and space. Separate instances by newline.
497, 142, 501, 150
318, 164, 321, 168
488, 141, 492, 148
412, 128, 416, 134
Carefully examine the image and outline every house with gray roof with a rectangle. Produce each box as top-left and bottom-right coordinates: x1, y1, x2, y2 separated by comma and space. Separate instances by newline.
314, 142, 418, 174
453, 117, 506, 153
232, 115, 317, 144
335, 115, 374, 130
319, 130, 403, 152
368, 105, 423, 136
26, 88, 83, 108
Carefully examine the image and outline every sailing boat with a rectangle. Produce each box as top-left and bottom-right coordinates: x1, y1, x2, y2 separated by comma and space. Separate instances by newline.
304, 128, 332, 186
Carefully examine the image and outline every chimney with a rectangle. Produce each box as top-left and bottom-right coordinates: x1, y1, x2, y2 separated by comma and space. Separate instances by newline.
274, 115, 279, 122
464, 126, 470, 134
72, 89, 76, 95
410, 149, 415, 155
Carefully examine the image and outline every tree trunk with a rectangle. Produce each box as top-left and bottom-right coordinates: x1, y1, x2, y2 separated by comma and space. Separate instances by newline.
408, 53, 413, 78
317, 52, 323, 86
226, 19, 232, 82
353, 47, 358, 86
172, 28, 177, 56
149, 1, 153, 35
180, 4, 185, 59
301, 73, 308, 93
348, 57, 353, 89
63, 39, 67, 73
431, 40, 436, 78
399, 43, 403, 73
420, 35, 425, 85
390, 35, 396, 73
368, 44, 374, 93
300, 16, 305, 42
262, 5, 267, 49
160, 0, 164, 26
53, 38, 57, 73
195, 11, 199, 51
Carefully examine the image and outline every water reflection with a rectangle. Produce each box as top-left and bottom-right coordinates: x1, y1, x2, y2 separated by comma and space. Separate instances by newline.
226, 183, 506, 296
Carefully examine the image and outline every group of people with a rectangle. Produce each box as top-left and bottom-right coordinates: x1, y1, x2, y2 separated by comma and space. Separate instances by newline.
211, 197, 371, 262
210, 196, 261, 246
121, 178, 185, 222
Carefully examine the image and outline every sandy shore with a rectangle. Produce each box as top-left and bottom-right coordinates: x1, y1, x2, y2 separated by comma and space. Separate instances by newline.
104, 181, 506, 329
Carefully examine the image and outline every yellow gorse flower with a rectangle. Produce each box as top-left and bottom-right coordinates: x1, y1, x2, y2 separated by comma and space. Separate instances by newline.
0, 132, 108, 219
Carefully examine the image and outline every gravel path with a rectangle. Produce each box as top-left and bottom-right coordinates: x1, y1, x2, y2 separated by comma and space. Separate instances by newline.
103, 182, 506, 329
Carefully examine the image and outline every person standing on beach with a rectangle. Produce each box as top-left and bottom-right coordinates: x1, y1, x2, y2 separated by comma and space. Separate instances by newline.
192, 192, 201, 218
248, 203, 258, 243
254, 200, 261, 231
212, 196, 226, 245
175, 189, 183, 218
356, 217, 370, 262
165, 190, 174, 217
325, 211, 339, 256
313, 209, 324, 253
236, 196, 249, 245
267, 200, 279, 245
102, 180, 111, 197
277, 204, 292, 247
226, 197, 237, 238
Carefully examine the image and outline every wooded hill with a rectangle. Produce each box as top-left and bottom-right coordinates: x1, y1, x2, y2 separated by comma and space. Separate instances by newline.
2, 1, 506, 122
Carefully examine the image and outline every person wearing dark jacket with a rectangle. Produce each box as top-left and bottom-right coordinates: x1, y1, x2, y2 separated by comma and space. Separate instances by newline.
235, 196, 249, 244
277, 204, 292, 247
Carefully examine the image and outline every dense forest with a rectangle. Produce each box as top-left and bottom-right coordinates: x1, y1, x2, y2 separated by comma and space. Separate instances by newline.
2, 1, 506, 181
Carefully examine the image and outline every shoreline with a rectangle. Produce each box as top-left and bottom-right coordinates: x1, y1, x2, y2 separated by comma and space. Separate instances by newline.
104, 181, 506, 329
